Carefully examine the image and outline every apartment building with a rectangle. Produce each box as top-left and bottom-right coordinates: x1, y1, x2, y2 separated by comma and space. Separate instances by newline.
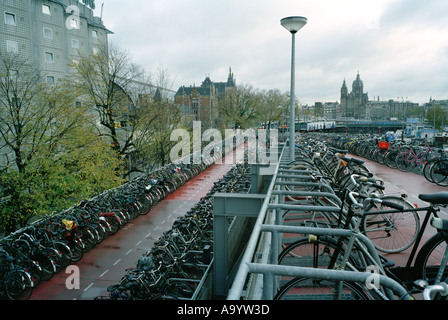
0, 0, 112, 83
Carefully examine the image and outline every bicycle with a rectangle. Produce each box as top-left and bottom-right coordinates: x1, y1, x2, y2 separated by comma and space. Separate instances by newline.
0, 249, 34, 300
395, 138, 436, 172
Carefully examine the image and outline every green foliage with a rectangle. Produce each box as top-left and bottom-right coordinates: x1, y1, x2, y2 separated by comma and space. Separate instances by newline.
0, 126, 123, 234
426, 106, 448, 131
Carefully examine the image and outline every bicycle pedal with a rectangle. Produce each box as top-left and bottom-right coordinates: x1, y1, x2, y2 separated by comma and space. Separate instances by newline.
382, 259, 395, 268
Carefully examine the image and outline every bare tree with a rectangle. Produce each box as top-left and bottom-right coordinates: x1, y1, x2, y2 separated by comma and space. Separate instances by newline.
71, 44, 146, 164
218, 84, 262, 129
258, 89, 289, 129
0, 52, 84, 173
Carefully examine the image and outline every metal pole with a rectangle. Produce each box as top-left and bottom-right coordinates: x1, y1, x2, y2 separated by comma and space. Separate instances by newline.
289, 32, 296, 162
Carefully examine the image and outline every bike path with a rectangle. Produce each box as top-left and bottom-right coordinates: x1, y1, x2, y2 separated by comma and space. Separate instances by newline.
30, 144, 247, 300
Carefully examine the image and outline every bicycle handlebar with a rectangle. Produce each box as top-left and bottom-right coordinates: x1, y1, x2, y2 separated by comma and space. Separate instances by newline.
350, 174, 385, 191
380, 200, 404, 211
348, 191, 404, 211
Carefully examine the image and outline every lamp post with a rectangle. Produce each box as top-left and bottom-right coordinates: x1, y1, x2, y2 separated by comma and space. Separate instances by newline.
281, 16, 307, 162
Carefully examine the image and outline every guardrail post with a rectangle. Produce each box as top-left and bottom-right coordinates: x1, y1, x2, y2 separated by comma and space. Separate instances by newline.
213, 193, 265, 299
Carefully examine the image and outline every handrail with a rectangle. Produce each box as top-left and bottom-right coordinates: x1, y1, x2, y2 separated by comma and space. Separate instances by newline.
226, 139, 412, 300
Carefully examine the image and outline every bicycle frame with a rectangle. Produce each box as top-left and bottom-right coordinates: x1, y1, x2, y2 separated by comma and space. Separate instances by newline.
400, 139, 434, 167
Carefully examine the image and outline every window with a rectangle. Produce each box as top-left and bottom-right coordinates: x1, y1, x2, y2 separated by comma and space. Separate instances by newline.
42, 4, 51, 15
45, 52, 53, 62
46, 76, 55, 85
6, 40, 18, 54
5, 12, 16, 26
71, 39, 79, 49
43, 27, 53, 39
92, 30, 98, 38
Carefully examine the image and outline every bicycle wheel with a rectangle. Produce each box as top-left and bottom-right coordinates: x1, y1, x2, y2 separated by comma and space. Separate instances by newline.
167, 280, 195, 299
362, 196, 419, 253
53, 241, 72, 267
395, 153, 416, 172
423, 159, 436, 183
384, 150, 399, 168
374, 148, 388, 164
274, 277, 373, 300
414, 232, 448, 286
67, 240, 83, 262
278, 236, 366, 286
33, 252, 57, 281
5, 270, 33, 300
430, 159, 448, 187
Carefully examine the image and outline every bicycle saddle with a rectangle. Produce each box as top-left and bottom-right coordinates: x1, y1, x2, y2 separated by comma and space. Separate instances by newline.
341, 156, 365, 165
418, 192, 448, 204
330, 147, 348, 154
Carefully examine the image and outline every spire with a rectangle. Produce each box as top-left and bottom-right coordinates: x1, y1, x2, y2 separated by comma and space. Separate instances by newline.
227, 66, 235, 87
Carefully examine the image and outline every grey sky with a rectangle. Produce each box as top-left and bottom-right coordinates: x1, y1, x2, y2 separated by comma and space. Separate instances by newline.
95, 0, 448, 106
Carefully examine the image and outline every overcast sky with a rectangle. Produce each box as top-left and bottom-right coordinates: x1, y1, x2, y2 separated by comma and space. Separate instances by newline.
94, 0, 448, 106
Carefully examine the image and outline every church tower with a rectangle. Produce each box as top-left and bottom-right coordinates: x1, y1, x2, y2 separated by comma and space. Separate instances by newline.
226, 67, 236, 87
340, 79, 348, 117
352, 72, 364, 107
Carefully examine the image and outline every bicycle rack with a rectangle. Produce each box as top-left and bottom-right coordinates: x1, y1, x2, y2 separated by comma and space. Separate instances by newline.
223, 139, 412, 300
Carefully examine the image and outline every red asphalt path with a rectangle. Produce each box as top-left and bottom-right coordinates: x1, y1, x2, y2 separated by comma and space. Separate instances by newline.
30, 144, 247, 300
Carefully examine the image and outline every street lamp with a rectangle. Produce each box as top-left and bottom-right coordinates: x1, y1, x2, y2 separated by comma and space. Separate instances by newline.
281, 16, 307, 162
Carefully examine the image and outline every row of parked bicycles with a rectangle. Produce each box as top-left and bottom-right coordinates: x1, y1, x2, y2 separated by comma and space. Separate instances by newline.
0, 139, 240, 300
325, 133, 448, 186
272, 135, 448, 300
96, 160, 252, 300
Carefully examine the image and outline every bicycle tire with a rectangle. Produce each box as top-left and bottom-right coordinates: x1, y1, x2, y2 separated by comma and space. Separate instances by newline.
414, 232, 448, 286
423, 160, 436, 183
395, 153, 416, 172
67, 240, 83, 262
167, 280, 195, 299
430, 159, 448, 187
53, 241, 72, 267
5, 269, 33, 300
33, 252, 57, 281
104, 215, 120, 234
274, 277, 373, 300
278, 236, 366, 285
384, 150, 399, 168
362, 196, 419, 253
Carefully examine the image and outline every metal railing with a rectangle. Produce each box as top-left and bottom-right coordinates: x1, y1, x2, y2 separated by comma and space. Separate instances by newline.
226, 140, 412, 300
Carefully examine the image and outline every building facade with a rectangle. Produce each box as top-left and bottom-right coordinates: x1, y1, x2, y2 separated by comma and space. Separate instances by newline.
174, 68, 236, 125
0, 0, 111, 84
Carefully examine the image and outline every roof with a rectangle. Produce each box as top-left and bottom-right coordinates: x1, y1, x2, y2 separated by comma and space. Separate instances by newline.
175, 86, 211, 96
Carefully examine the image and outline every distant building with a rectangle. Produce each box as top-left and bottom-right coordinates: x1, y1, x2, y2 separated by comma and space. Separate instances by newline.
0, 0, 112, 83
174, 67, 236, 125
340, 73, 369, 119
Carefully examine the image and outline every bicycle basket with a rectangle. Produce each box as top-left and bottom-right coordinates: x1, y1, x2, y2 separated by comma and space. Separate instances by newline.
378, 141, 390, 149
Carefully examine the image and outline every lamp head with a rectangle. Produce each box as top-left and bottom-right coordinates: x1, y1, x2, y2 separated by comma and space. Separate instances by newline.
281, 16, 307, 34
